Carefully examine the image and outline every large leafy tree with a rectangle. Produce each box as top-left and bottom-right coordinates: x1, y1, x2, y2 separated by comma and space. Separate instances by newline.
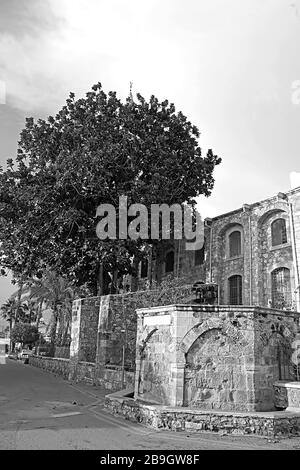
10, 323, 39, 348
0, 83, 221, 294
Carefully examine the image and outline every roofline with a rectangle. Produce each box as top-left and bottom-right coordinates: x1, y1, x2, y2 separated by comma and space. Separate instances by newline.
210, 185, 300, 221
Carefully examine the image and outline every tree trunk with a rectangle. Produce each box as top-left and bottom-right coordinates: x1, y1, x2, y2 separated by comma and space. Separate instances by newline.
147, 246, 153, 288
9, 319, 12, 352
98, 263, 104, 296
15, 279, 24, 325
112, 268, 118, 294
50, 304, 59, 346
36, 300, 43, 329
130, 256, 139, 292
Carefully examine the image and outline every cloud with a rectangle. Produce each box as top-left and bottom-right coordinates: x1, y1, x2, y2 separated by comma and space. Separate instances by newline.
0, 0, 300, 219
0, 0, 66, 111
0, 0, 168, 113
0, 0, 295, 115
0, 0, 60, 38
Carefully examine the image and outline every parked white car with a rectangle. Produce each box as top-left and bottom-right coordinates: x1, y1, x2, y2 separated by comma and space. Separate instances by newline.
18, 349, 33, 363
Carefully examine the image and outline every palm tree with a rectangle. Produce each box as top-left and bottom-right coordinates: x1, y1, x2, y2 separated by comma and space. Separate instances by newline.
0, 299, 16, 336
15, 279, 25, 323
22, 299, 39, 324
27, 271, 75, 347
0, 299, 32, 351
0, 299, 32, 328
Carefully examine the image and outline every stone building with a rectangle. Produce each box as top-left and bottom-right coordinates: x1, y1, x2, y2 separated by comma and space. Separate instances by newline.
138, 186, 300, 311
30, 185, 300, 422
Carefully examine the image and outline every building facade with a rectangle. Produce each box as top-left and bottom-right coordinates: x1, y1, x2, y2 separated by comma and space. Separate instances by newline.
139, 186, 300, 311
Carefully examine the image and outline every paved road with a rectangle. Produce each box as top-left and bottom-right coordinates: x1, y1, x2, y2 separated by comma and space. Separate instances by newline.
0, 359, 299, 450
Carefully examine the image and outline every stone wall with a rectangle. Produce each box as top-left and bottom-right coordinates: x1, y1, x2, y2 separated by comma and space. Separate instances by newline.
72, 361, 96, 385
274, 381, 300, 411
29, 355, 134, 391
29, 355, 70, 380
66, 286, 194, 388
96, 366, 135, 391
105, 390, 300, 437
152, 241, 206, 286
206, 195, 299, 307
95, 285, 194, 370
54, 346, 70, 359
135, 304, 300, 412
70, 297, 99, 364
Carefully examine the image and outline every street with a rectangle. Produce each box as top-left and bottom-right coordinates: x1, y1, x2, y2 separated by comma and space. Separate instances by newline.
0, 360, 299, 450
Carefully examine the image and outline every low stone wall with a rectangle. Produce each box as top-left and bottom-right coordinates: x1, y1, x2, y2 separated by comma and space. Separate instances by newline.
96, 366, 135, 391
105, 391, 300, 437
29, 355, 134, 391
29, 355, 70, 380
71, 361, 96, 385
274, 381, 300, 411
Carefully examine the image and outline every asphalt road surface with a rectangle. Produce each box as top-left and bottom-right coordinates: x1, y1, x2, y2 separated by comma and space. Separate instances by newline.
0, 359, 300, 450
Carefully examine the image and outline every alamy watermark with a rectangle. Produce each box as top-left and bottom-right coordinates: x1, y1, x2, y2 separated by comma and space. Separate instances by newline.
0, 80, 6, 105
96, 196, 204, 251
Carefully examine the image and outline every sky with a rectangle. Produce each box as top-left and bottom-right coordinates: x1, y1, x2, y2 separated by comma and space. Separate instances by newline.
0, 0, 300, 310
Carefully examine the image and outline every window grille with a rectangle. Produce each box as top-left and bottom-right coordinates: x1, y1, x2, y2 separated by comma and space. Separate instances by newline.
271, 267, 292, 310
228, 275, 242, 305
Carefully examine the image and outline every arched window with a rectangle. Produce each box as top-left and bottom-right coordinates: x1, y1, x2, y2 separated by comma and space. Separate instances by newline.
271, 218, 287, 247
140, 258, 148, 279
271, 267, 291, 309
229, 231, 242, 258
194, 244, 205, 266
165, 251, 175, 273
228, 275, 242, 305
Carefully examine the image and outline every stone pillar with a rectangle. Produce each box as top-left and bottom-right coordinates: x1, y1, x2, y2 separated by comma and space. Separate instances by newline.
134, 358, 142, 397
69, 299, 81, 380
95, 295, 112, 366
290, 192, 300, 311
170, 362, 185, 407
134, 305, 192, 405
69, 297, 99, 381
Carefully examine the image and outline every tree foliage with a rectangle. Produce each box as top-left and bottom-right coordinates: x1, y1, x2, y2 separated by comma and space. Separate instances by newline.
0, 83, 221, 294
26, 270, 79, 344
10, 323, 39, 347
0, 299, 35, 326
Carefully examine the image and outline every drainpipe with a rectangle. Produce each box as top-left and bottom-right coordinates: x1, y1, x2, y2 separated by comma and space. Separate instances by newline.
248, 213, 253, 306
147, 246, 153, 288
176, 239, 181, 278
204, 218, 213, 295
209, 224, 213, 283
288, 202, 300, 311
